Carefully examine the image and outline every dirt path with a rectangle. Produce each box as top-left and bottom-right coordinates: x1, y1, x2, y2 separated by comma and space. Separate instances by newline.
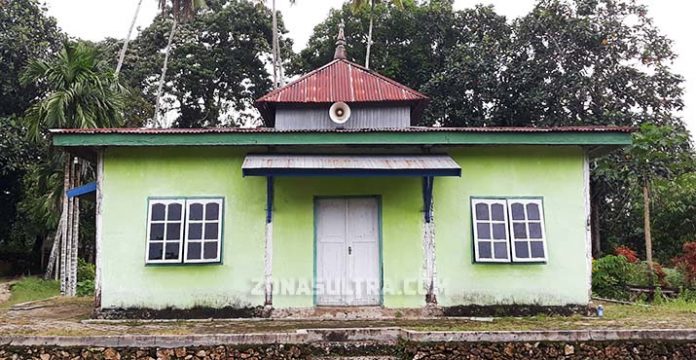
0, 281, 11, 304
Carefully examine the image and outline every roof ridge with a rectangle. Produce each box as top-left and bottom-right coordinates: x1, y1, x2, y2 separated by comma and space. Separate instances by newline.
255, 59, 429, 104
255, 59, 342, 103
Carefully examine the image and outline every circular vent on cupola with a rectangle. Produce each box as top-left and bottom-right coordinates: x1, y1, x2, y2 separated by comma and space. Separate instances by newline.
329, 101, 351, 124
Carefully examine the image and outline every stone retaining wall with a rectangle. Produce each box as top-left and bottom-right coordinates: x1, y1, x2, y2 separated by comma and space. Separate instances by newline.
2, 341, 696, 359
3, 329, 696, 359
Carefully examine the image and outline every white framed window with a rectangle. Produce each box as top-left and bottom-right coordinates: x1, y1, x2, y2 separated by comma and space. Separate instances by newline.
471, 199, 511, 263
184, 199, 223, 263
471, 198, 548, 263
508, 199, 548, 262
145, 198, 223, 265
146, 199, 185, 264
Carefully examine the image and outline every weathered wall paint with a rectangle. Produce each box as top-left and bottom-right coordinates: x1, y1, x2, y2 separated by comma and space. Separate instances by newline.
100, 145, 588, 310
101, 147, 267, 309
435, 146, 589, 306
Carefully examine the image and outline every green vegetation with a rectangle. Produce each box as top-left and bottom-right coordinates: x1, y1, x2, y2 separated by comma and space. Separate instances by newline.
2, 277, 59, 308
76, 258, 96, 297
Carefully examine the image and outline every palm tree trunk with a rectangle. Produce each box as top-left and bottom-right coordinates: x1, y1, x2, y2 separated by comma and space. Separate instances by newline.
271, 0, 279, 88
44, 211, 65, 280
59, 158, 70, 294
68, 161, 81, 296
365, 0, 375, 69
153, 17, 178, 128
643, 179, 653, 273
115, 0, 144, 75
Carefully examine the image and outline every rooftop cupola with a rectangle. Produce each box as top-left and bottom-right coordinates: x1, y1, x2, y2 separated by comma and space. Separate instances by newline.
254, 22, 429, 129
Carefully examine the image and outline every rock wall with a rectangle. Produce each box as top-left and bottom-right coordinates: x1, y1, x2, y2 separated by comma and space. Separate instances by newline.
2, 341, 696, 359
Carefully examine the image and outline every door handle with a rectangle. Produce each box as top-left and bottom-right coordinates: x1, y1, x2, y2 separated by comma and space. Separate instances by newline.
348, 246, 352, 255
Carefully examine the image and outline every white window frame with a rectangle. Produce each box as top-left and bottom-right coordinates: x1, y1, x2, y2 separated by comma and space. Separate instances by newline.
507, 198, 548, 263
145, 197, 224, 265
183, 198, 223, 264
145, 199, 186, 264
471, 198, 511, 263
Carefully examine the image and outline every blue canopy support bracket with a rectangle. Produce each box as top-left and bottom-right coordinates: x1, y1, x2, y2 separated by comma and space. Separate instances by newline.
266, 176, 274, 224
422, 176, 434, 223
66, 181, 96, 199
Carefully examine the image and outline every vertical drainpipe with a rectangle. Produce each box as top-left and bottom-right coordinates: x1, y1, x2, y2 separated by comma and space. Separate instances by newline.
94, 149, 104, 310
422, 176, 437, 305
264, 176, 274, 310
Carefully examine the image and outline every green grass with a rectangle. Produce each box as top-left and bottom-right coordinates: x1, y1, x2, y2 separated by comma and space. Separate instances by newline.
2, 277, 60, 308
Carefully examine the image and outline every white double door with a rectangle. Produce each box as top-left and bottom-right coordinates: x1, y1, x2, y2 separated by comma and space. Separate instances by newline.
316, 197, 380, 306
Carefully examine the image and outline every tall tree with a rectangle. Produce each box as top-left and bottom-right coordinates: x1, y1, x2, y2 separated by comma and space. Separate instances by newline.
122, 0, 280, 128
21, 42, 127, 139
264, 0, 294, 88
153, 0, 207, 127
0, 0, 63, 273
115, 0, 145, 75
19, 41, 127, 276
351, 0, 403, 69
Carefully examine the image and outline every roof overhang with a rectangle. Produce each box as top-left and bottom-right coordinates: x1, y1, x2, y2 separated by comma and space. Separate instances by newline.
242, 154, 462, 177
51, 127, 633, 148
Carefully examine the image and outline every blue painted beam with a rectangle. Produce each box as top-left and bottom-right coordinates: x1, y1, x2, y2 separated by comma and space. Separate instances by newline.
243, 168, 461, 177
66, 181, 97, 198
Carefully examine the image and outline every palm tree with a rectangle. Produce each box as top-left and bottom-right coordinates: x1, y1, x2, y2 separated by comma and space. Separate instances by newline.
21, 42, 127, 139
21, 41, 127, 290
351, 0, 403, 69
153, 0, 207, 127
115, 0, 145, 75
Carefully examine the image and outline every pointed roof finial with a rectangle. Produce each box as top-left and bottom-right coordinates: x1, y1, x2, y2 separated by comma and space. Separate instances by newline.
334, 20, 347, 60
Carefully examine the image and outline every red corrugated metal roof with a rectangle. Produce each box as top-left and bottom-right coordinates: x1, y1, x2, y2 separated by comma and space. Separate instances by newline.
256, 59, 429, 104
254, 59, 430, 126
50, 126, 635, 135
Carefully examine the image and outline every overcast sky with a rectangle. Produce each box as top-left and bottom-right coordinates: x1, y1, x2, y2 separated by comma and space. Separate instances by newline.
44, 0, 695, 135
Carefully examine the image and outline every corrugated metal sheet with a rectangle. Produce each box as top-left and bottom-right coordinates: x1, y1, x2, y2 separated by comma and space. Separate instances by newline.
242, 154, 461, 172
49, 126, 635, 135
256, 60, 429, 104
275, 105, 410, 130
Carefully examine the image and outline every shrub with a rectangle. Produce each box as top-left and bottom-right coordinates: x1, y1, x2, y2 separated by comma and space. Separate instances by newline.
673, 242, 696, 286
627, 261, 667, 287
665, 267, 687, 288
76, 258, 95, 297
615, 245, 639, 263
653, 287, 666, 304
592, 255, 632, 300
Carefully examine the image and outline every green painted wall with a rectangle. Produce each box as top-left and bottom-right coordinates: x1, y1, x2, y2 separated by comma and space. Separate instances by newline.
100, 145, 588, 310
101, 147, 266, 309
436, 146, 589, 306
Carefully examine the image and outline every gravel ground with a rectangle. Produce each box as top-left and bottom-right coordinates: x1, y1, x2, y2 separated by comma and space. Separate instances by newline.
0, 296, 694, 336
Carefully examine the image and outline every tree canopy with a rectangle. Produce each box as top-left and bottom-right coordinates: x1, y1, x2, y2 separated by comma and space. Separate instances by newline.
110, 0, 288, 127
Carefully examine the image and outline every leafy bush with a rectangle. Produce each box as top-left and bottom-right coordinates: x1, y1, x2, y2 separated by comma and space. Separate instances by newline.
592, 255, 632, 300
615, 245, 639, 263
76, 279, 95, 297
627, 261, 667, 287
76, 258, 95, 297
665, 267, 687, 289
673, 242, 696, 286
